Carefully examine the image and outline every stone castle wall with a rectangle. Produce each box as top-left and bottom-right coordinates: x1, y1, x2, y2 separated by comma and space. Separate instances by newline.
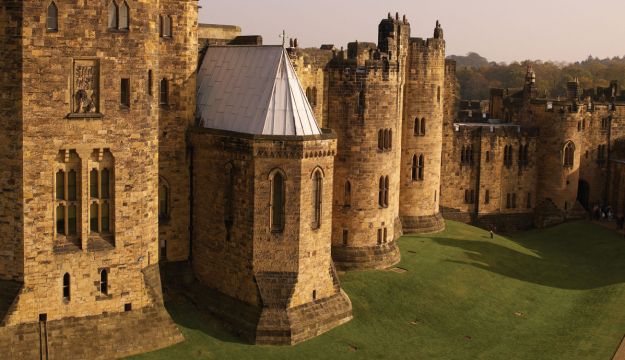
158, 0, 198, 263
0, 1, 24, 282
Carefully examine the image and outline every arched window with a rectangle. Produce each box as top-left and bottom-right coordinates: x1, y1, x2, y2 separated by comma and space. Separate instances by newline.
418, 155, 424, 181
312, 170, 323, 229
414, 118, 420, 136
158, 179, 170, 221
118, 1, 129, 30
420, 118, 426, 135
100, 269, 108, 295
563, 142, 575, 167
47, 2, 58, 31
411, 155, 418, 181
63, 273, 70, 301
344, 181, 351, 207
378, 130, 384, 150
108, 1, 118, 29
159, 78, 169, 105
270, 171, 285, 232
388, 130, 392, 149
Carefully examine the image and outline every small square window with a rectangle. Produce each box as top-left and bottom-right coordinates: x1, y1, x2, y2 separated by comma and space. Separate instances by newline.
124, 303, 132, 312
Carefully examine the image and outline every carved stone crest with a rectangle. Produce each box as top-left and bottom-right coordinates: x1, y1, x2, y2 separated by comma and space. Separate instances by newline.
72, 59, 99, 114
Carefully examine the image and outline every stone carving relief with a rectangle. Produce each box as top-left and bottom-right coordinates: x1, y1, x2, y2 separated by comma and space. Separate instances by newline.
72, 59, 99, 114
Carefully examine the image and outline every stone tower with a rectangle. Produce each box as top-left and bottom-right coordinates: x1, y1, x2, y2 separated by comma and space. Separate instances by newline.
191, 46, 352, 345
0, 1, 192, 357
399, 21, 447, 233
328, 13, 410, 270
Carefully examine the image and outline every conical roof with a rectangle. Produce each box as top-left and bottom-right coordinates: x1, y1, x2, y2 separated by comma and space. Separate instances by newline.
197, 46, 321, 136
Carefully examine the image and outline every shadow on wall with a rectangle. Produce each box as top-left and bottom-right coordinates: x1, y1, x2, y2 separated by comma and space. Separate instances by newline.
429, 221, 625, 290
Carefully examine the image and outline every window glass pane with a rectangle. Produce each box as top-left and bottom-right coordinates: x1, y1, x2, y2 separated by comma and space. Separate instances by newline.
90, 169, 99, 198
68, 170, 77, 201
56, 170, 65, 200
68, 204, 77, 235
119, 2, 129, 29
101, 169, 110, 199
90, 203, 99, 232
159, 184, 168, 217
57, 205, 65, 235
102, 202, 110, 232
47, 3, 58, 30
108, 2, 118, 29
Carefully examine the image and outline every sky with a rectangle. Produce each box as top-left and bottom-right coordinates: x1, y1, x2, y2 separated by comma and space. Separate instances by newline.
199, 0, 625, 64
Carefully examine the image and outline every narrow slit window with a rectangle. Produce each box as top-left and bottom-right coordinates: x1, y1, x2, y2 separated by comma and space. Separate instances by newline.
62, 273, 70, 301
100, 269, 108, 295
120, 78, 130, 107
159, 79, 169, 105
271, 172, 285, 232
312, 171, 322, 229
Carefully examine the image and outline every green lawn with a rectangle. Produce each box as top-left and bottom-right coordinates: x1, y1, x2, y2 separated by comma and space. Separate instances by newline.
129, 221, 625, 360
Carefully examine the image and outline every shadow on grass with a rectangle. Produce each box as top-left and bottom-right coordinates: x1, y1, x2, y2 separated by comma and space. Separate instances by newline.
159, 266, 251, 346
427, 221, 625, 290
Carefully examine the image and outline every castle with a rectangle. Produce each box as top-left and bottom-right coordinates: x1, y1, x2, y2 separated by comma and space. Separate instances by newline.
0, 2, 624, 359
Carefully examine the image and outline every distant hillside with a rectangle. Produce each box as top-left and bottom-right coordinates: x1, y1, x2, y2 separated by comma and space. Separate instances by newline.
448, 53, 625, 100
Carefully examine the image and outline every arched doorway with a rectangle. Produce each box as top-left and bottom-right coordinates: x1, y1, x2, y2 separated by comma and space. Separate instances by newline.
577, 180, 590, 210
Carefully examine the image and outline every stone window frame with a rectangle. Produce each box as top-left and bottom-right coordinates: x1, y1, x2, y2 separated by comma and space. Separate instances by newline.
377, 129, 393, 151
344, 181, 352, 207
46, 1, 59, 32
378, 176, 389, 208
63, 273, 71, 302
120, 78, 130, 108
518, 144, 530, 168
158, 176, 171, 223
99, 268, 109, 295
88, 149, 115, 246
413, 117, 426, 136
311, 167, 324, 230
160, 15, 173, 38
562, 141, 575, 168
411, 154, 424, 181
269, 168, 287, 234
159, 78, 169, 106
461, 145, 474, 166
503, 145, 514, 168
108, 1, 130, 32
54, 150, 82, 249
